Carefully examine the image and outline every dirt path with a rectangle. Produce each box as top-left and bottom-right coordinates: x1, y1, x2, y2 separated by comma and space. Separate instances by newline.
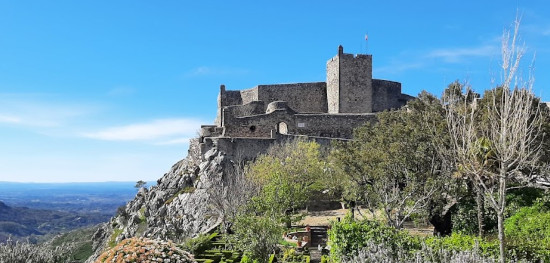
298, 208, 434, 236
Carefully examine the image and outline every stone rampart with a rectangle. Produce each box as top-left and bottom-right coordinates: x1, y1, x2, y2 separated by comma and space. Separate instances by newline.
256, 82, 327, 113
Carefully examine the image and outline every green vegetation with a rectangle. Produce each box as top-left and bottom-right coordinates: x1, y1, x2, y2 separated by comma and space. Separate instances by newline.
504, 199, 550, 260
248, 140, 325, 228
108, 228, 123, 248
49, 226, 97, 262
0, 240, 74, 263
138, 206, 147, 223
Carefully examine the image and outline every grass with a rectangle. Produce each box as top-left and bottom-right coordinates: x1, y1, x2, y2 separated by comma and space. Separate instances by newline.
49, 225, 97, 262
108, 228, 123, 248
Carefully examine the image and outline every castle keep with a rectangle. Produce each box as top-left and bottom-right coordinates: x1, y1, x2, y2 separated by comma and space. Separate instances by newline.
198, 46, 413, 159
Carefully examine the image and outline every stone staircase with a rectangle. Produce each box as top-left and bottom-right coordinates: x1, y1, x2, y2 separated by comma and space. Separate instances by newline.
308, 226, 328, 263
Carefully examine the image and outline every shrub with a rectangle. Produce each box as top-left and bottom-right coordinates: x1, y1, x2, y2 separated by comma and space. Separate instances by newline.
97, 237, 194, 262
342, 241, 497, 263
327, 219, 421, 261
108, 228, 123, 248
424, 233, 499, 259
0, 240, 74, 263
182, 232, 219, 255
230, 215, 283, 263
452, 188, 544, 235
240, 254, 259, 263
504, 199, 550, 261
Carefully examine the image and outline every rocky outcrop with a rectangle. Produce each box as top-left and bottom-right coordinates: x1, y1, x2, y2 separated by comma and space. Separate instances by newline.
87, 138, 236, 262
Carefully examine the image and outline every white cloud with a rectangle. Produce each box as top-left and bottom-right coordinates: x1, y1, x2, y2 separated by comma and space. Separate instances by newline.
0, 115, 21, 124
82, 118, 204, 143
427, 45, 498, 63
154, 137, 192, 145
0, 94, 98, 128
184, 66, 250, 77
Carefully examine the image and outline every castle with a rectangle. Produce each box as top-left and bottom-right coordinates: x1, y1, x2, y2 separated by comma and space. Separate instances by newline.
198, 46, 413, 159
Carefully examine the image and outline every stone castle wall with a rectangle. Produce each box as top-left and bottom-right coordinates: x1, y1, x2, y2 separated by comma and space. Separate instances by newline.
372, 79, 407, 112
337, 53, 373, 113
256, 83, 327, 113
326, 53, 340, 114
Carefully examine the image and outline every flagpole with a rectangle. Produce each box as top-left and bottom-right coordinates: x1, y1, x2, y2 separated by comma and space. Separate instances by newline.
365, 33, 369, 54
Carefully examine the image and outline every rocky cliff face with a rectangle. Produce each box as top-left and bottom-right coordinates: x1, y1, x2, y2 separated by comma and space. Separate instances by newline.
87, 138, 236, 262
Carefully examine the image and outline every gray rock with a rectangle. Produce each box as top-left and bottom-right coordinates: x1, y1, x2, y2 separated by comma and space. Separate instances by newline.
86, 138, 234, 262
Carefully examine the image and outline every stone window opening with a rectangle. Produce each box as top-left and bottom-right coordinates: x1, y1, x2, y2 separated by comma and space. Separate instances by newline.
250, 125, 256, 132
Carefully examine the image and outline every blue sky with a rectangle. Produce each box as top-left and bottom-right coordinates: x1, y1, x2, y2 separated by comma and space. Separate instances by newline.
1, 1, 549, 182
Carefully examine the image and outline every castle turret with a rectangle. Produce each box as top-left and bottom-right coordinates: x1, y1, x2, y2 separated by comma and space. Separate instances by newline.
326, 45, 373, 113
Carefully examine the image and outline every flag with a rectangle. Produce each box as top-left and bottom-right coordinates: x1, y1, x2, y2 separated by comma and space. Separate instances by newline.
365, 34, 368, 41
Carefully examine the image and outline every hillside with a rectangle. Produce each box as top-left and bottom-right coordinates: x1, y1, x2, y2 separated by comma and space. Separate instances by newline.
0, 201, 110, 243
87, 138, 232, 261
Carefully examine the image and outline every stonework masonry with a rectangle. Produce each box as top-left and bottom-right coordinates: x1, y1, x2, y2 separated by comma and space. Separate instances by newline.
203, 46, 413, 160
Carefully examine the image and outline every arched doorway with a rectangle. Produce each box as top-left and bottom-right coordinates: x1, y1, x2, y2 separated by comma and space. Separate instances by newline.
278, 122, 288, 134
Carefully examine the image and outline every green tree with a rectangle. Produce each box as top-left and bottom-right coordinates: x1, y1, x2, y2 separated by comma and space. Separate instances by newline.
331, 101, 448, 229
229, 214, 283, 262
134, 180, 147, 189
247, 139, 325, 227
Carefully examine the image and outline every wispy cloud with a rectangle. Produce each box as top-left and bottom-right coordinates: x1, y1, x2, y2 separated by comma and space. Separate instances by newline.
82, 118, 204, 144
184, 66, 250, 77
0, 115, 21, 124
154, 137, 193, 145
0, 94, 98, 128
426, 45, 498, 63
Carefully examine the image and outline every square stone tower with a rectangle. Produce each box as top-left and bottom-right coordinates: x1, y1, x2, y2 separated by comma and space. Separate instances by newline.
326, 45, 373, 113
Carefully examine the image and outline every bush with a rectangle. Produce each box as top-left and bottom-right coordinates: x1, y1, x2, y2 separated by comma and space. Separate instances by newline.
0, 240, 74, 263
424, 233, 499, 259
97, 237, 194, 262
182, 232, 219, 255
230, 215, 283, 263
451, 188, 543, 235
504, 199, 550, 261
327, 219, 421, 261
329, 218, 550, 262
342, 241, 497, 263
240, 254, 259, 263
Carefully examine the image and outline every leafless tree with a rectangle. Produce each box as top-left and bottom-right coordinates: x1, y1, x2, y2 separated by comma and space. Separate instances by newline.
207, 157, 259, 234
443, 81, 487, 238
444, 18, 544, 263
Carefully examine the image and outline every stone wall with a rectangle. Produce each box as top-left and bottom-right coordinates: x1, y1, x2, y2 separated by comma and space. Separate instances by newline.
256, 83, 328, 113
214, 137, 277, 161
338, 53, 373, 113
240, 87, 258, 105
222, 109, 296, 138
224, 101, 265, 118
201, 135, 349, 163
221, 104, 376, 139
326, 49, 340, 114
372, 79, 406, 112
222, 90, 243, 106
326, 45, 374, 114
295, 113, 376, 138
